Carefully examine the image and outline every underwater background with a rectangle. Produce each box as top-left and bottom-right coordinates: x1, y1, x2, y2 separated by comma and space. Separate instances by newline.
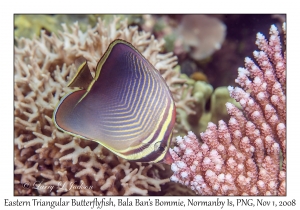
14, 14, 286, 195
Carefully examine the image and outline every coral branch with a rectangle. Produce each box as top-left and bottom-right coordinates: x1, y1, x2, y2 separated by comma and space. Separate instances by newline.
169, 23, 286, 196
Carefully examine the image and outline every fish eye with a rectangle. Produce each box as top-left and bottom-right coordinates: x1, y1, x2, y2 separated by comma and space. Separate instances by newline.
158, 146, 165, 152
154, 141, 166, 153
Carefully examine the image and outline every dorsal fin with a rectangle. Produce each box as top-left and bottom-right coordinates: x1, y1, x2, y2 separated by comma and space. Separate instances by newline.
68, 60, 93, 89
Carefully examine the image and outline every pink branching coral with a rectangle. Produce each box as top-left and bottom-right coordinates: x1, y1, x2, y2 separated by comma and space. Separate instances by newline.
14, 17, 195, 195
169, 23, 286, 195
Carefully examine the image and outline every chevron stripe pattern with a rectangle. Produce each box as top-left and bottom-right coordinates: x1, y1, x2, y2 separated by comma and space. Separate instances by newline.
53, 40, 176, 163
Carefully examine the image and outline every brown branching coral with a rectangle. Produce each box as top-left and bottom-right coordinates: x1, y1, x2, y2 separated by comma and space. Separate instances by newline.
169, 23, 286, 195
14, 17, 194, 195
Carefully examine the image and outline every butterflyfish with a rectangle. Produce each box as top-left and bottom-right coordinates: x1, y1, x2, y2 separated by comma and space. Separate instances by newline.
53, 39, 176, 163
